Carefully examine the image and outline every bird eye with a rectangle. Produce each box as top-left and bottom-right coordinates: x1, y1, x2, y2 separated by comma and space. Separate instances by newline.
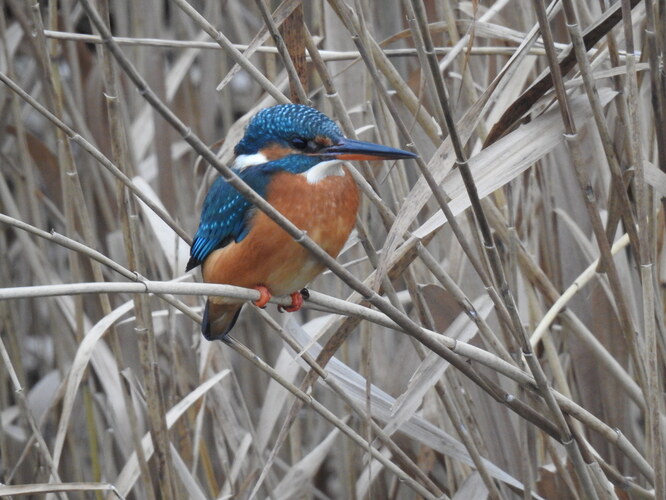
291, 137, 308, 150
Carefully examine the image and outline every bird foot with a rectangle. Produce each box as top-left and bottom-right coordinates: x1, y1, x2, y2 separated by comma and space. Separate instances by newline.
252, 285, 271, 308
278, 291, 304, 313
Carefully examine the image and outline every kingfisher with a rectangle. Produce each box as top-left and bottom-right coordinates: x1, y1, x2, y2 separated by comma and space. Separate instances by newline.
187, 104, 416, 340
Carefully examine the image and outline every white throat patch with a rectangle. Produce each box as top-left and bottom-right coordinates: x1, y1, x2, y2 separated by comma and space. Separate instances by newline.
303, 160, 345, 184
232, 152, 268, 171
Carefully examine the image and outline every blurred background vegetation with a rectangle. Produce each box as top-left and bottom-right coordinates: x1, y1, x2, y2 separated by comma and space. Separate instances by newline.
0, 0, 664, 498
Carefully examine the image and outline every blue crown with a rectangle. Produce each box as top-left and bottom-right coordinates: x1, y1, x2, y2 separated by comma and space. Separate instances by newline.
234, 104, 343, 155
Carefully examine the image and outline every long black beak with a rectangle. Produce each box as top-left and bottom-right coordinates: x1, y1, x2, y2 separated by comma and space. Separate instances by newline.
320, 137, 417, 161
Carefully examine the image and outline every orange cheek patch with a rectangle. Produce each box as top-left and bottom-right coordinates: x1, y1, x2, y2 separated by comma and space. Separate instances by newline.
261, 143, 294, 160
314, 135, 333, 147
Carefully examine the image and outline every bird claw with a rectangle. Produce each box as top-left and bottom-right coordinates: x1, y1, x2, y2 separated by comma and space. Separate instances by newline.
278, 291, 305, 313
252, 285, 271, 308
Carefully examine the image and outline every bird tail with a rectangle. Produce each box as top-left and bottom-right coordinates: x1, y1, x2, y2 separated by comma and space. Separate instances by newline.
202, 300, 243, 340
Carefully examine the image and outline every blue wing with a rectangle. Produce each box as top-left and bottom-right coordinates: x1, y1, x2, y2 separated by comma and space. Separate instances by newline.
186, 175, 258, 271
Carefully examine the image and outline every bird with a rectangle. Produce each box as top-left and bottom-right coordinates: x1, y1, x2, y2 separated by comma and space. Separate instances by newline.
187, 104, 416, 340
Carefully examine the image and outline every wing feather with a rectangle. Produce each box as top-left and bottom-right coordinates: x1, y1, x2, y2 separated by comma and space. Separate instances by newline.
186, 176, 255, 271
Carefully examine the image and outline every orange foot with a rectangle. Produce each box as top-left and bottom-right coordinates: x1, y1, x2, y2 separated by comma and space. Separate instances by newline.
252, 285, 271, 308
278, 291, 304, 313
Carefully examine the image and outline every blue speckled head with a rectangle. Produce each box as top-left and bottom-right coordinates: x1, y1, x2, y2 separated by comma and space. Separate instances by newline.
234, 104, 344, 155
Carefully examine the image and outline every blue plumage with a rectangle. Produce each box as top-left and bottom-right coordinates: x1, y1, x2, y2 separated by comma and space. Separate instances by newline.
187, 172, 262, 271
187, 177, 252, 269
235, 104, 343, 156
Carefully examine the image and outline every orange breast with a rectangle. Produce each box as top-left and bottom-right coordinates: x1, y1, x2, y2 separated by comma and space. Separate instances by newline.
203, 167, 359, 302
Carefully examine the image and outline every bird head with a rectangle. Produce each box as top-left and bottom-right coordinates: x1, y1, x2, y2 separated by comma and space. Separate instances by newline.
233, 104, 416, 174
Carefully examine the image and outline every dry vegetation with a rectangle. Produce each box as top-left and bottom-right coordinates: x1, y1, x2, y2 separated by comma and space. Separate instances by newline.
1, 0, 665, 498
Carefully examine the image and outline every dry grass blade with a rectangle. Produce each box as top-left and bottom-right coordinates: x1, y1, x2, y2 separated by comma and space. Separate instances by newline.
385, 296, 493, 435
530, 233, 630, 348
283, 317, 531, 494
215, 0, 300, 92
131, 176, 190, 273
379, 4, 558, 267
0, 0, 662, 498
51, 300, 135, 467
114, 370, 230, 496
412, 89, 617, 240
272, 427, 341, 499
0, 483, 121, 497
